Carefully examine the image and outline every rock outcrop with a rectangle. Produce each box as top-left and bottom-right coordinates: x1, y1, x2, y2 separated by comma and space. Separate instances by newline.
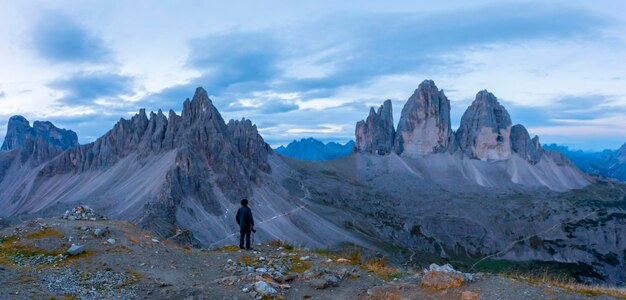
510, 124, 542, 164
0, 115, 78, 165
393, 80, 455, 156
354, 100, 395, 155
227, 118, 272, 174
456, 90, 512, 160
2, 87, 275, 237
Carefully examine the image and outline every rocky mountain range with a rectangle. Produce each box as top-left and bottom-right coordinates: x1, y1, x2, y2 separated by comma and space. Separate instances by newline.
1, 81, 625, 285
275, 138, 354, 160
544, 143, 626, 182
354, 80, 584, 180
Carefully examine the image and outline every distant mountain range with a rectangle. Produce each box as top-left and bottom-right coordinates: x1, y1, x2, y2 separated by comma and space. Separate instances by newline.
274, 138, 354, 161
274, 139, 626, 182
543, 143, 626, 181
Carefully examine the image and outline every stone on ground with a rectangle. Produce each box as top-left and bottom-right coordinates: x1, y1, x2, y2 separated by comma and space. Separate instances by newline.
461, 290, 480, 300
254, 280, 277, 296
66, 244, 85, 256
420, 271, 464, 290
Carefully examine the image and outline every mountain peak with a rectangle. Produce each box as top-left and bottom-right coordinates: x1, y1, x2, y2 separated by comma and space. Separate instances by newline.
418, 79, 437, 89
393, 80, 455, 156
1, 115, 31, 151
510, 124, 542, 164
456, 90, 512, 160
1, 115, 78, 164
355, 99, 395, 154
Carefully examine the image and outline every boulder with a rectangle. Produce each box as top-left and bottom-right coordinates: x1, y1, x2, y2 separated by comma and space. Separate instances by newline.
93, 228, 108, 238
66, 244, 85, 256
254, 280, 277, 296
461, 291, 480, 300
420, 271, 464, 290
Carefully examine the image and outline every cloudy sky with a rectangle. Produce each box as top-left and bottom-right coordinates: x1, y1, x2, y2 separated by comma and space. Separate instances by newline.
0, 0, 625, 151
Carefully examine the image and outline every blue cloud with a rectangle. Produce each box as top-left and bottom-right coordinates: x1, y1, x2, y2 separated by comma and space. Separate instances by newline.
48, 72, 135, 105
186, 31, 281, 93
32, 13, 111, 63
156, 3, 607, 104
502, 94, 625, 127
132, 3, 614, 149
287, 4, 606, 92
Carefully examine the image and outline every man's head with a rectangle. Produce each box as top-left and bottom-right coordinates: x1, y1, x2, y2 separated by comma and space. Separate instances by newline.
241, 198, 248, 207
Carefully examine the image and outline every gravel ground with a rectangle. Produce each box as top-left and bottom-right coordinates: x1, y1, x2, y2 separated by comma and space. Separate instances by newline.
0, 218, 622, 300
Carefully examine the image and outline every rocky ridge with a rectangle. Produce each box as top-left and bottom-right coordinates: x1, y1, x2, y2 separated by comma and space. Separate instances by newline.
543, 143, 626, 181
0, 115, 78, 166
275, 138, 354, 161
354, 80, 582, 170
354, 99, 395, 155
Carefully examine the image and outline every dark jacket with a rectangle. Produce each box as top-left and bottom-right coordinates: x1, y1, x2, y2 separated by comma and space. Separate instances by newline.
236, 206, 254, 229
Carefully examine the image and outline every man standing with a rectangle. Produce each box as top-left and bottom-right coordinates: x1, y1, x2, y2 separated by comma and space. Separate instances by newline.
235, 198, 255, 250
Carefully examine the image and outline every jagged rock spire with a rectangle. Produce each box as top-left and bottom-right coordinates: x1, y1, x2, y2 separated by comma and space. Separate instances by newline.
1, 115, 32, 151
510, 124, 542, 164
354, 99, 395, 155
456, 90, 512, 160
393, 80, 455, 156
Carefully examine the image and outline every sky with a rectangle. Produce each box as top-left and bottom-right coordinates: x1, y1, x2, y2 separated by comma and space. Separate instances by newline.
0, 0, 625, 151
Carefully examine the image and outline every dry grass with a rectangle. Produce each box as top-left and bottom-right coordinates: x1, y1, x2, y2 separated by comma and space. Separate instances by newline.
126, 270, 145, 281
0, 234, 68, 267
216, 245, 240, 252
268, 240, 295, 252
289, 260, 312, 274
239, 255, 257, 267
63, 294, 79, 300
510, 273, 626, 299
361, 257, 403, 280
25, 228, 64, 239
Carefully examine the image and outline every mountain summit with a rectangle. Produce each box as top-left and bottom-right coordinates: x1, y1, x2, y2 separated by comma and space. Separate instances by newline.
393, 80, 455, 156
456, 90, 512, 160
354, 100, 395, 154
0, 115, 78, 166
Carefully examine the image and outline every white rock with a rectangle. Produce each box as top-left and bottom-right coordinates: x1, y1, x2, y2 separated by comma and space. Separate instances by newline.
66, 244, 85, 256
299, 256, 310, 261
107, 239, 116, 245
254, 281, 277, 296
151, 238, 160, 243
